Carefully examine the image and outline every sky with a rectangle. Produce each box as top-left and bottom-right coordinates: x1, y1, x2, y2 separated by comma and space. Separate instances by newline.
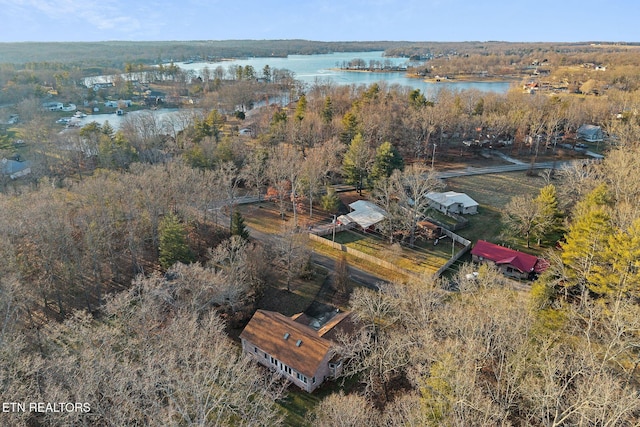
0, 0, 638, 43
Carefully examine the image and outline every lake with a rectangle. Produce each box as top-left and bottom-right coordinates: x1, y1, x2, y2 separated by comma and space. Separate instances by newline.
176, 51, 513, 96
62, 108, 190, 132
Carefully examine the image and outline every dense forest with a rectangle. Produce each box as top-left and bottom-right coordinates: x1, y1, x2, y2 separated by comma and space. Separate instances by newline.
1, 41, 640, 425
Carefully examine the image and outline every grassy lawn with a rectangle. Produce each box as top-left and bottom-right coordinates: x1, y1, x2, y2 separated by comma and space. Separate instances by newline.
239, 200, 455, 278
258, 265, 328, 316
444, 171, 549, 252
310, 240, 409, 283
332, 229, 453, 275
278, 375, 361, 426
238, 202, 288, 235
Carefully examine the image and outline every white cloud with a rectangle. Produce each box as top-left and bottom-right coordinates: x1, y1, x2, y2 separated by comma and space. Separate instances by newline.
0, 0, 144, 38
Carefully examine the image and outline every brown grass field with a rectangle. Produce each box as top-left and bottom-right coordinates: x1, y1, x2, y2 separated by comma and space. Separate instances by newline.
444, 171, 549, 250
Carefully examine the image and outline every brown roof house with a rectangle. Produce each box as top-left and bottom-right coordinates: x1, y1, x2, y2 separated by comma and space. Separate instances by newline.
240, 309, 350, 392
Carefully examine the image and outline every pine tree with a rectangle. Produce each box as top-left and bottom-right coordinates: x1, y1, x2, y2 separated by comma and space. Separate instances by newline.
322, 96, 333, 124
339, 110, 359, 145
560, 184, 613, 294
230, 211, 250, 240
342, 133, 372, 193
320, 186, 341, 213
532, 184, 563, 246
294, 94, 307, 122
369, 141, 404, 185
158, 213, 194, 269
589, 217, 640, 298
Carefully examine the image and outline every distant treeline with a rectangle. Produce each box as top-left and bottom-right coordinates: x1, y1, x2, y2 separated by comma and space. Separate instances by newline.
0, 40, 410, 67
3, 39, 639, 72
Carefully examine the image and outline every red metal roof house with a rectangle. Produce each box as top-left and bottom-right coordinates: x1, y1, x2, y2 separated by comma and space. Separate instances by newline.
471, 240, 548, 280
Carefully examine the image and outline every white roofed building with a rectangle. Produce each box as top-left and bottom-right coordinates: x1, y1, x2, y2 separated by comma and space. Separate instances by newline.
577, 124, 604, 142
426, 191, 479, 215
337, 200, 388, 231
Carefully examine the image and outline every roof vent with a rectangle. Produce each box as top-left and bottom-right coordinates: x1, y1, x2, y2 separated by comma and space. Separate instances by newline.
296, 339, 303, 347
283, 333, 290, 340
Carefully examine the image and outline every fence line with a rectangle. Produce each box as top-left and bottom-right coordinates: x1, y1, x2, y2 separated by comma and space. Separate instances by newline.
308, 233, 416, 278
309, 227, 472, 280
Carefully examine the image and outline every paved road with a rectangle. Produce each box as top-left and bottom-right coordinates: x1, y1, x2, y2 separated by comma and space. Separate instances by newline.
310, 252, 386, 290
436, 160, 575, 179
217, 209, 387, 290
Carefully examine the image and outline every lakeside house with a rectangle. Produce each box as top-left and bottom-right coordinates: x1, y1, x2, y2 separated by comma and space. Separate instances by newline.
42, 102, 77, 112
471, 240, 548, 280
240, 309, 350, 392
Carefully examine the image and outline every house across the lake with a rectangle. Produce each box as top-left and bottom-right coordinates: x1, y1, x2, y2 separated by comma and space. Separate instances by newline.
470, 240, 548, 280
240, 309, 351, 392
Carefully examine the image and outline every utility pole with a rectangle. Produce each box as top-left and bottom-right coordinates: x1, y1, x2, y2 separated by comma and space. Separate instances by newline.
431, 143, 437, 169
332, 215, 337, 242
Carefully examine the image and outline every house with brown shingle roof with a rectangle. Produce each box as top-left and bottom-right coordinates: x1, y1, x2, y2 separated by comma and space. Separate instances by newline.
239, 310, 346, 392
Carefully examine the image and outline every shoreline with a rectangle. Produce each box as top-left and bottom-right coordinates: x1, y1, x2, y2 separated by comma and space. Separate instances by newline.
422, 75, 523, 83
332, 68, 523, 83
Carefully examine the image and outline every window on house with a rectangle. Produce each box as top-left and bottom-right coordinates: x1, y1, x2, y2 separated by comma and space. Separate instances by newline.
312, 377, 316, 384
254, 347, 257, 353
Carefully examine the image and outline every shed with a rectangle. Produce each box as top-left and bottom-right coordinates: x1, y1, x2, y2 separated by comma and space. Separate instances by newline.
337, 200, 387, 231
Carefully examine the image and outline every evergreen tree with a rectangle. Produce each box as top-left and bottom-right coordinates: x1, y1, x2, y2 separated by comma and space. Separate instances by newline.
158, 213, 194, 269
294, 94, 307, 122
589, 217, 640, 298
322, 96, 334, 124
339, 110, 359, 145
561, 184, 613, 294
532, 184, 563, 246
320, 186, 341, 213
342, 133, 373, 193
230, 211, 250, 240
369, 141, 404, 185
409, 88, 427, 109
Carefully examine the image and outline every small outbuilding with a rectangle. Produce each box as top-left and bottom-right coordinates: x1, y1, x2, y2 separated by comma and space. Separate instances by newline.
337, 200, 387, 231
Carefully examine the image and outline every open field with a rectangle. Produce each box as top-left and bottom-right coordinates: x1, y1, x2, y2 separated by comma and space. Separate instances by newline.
443, 171, 549, 250
309, 240, 408, 283
332, 229, 456, 275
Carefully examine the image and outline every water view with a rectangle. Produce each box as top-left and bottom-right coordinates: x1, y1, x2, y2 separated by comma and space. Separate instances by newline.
62, 108, 189, 131
176, 51, 513, 96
